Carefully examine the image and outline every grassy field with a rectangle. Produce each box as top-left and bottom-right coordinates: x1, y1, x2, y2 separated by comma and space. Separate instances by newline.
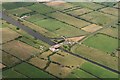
27, 3, 55, 14
7, 7, 32, 17
28, 57, 48, 69
50, 50, 85, 69
83, 34, 118, 53
47, 12, 90, 28
80, 11, 117, 27
46, 63, 71, 78
99, 2, 117, 7
25, 14, 46, 22
3, 40, 40, 60
34, 18, 88, 37
99, 7, 118, 16
3, 2, 34, 10
80, 62, 118, 78
1, 27, 21, 44
66, 8, 92, 16
2, 51, 21, 67
67, 68, 95, 78
14, 62, 54, 78
72, 2, 104, 10
71, 44, 118, 70
3, 68, 27, 78
99, 27, 118, 38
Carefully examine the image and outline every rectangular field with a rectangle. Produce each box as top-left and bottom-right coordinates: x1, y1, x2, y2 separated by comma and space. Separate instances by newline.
14, 62, 54, 78
83, 34, 118, 53
2, 51, 21, 67
47, 12, 90, 28
1, 28, 21, 44
27, 3, 55, 14
71, 44, 118, 70
34, 18, 88, 37
3, 68, 27, 78
3, 40, 41, 60
80, 11, 117, 26
80, 62, 118, 78
7, 7, 32, 17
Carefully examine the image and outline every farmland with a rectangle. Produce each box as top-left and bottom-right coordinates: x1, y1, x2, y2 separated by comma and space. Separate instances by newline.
2, 1, 119, 79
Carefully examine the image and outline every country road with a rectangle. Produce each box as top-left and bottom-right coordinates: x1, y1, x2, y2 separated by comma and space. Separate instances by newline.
1, 11, 120, 75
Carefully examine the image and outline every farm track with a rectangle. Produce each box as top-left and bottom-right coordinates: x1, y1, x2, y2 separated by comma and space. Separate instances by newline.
1, 11, 120, 75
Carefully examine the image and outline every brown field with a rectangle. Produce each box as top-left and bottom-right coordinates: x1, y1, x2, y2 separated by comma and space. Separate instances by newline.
81, 24, 102, 33
66, 36, 85, 42
2, 51, 21, 67
46, 63, 71, 78
50, 50, 85, 69
3, 40, 41, 60
28, 57, 48, 69
46, 1, 65, 6
1, 28, 21, 44
38, 50, 53, 60
0, 63, 6, 69
99, 7, 118, 16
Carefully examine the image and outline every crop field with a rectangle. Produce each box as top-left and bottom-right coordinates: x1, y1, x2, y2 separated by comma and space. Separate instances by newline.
2, 51, 21, 67
81, 24, 103, 33
2, 2, 119, 79
26, 3, 55, 14
47, 12, 91, 28
50, 50, 85, 69
71, 44, 118, 70
46, 2, 75, 10
7, 7, 32, 17
46, 63, 71, 78
28, 57, 48, 69
99, 27, 118, 38
99, 7, 118, 16
72, 2, 104, 10
66, 8, 92, 16
1, 27, 21, 44
80, 11, 117, 26
83, 34, 118, 53
3, 40, 41, 60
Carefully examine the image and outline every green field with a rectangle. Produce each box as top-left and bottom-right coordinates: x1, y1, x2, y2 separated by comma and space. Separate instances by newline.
99, 2, 117, 7
67, 68, 95, 78
7, 7, 32, 17
83, 34, 118, 53
34, 18, 88, 37
80, 11, 117, 26
25, 14, 46, 22
27, 3, 55, 14
3, 2, 34, 10
81, 62, 118, 78
14, 62, 54, 78
72, 2, 104, 10
47, 12, 90, 28
3, 68, 27, 78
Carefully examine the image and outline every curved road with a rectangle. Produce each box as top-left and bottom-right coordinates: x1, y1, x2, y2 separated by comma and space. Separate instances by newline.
1, 12, 120, 75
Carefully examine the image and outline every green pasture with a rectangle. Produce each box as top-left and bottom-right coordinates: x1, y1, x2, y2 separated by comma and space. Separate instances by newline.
14, 62, 54, 78
83, 34, 118, 53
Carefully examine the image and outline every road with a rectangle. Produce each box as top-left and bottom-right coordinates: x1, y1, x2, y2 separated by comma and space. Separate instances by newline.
1, 12, 120, 75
